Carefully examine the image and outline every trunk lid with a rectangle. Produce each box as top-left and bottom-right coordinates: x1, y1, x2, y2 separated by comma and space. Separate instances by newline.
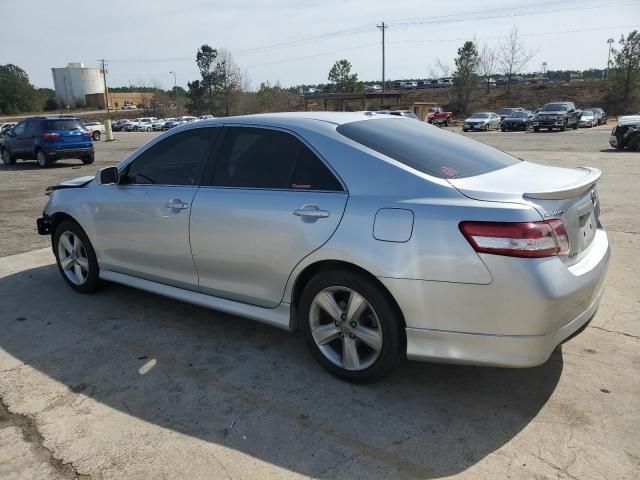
449, 161, 601, 265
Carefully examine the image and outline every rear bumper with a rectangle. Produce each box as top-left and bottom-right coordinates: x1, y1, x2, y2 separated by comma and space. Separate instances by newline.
46, 147, 93, 159
380, 228, 610, 367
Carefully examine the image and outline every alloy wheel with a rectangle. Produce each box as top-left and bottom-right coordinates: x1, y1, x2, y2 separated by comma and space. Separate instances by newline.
37, 150, 47, 167
309, 286, 383, 371
57, 231, 89, 285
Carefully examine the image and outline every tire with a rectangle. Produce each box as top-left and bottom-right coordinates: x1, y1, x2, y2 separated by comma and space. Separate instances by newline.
444, 119, 450, 127
572, 120, 578, 130
53, 220, 101, 293
1, 148, 15, 165
92, 131, 101, 141
501, 127, 506, 132
560, 122, 566, 132
533, 127, 539, 132
299, 269, 403, 383
463, 129, 468, 132
36, 149, 51, 168
82, 152, 95, 165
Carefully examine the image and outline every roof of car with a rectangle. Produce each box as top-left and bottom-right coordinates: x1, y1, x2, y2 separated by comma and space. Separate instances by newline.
197, 111, 393, 127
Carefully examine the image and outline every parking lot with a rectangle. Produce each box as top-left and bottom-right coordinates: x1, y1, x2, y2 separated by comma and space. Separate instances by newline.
1, 126, 638, 479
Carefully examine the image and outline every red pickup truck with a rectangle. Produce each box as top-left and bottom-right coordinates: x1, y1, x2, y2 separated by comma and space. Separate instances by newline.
427, 107, 453, 126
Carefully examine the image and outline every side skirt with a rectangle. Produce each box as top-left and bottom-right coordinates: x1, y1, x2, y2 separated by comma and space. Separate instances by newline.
99, 270, 293, 331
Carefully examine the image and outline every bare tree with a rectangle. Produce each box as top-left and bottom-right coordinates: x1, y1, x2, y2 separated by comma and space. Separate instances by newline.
435, 58, 452, 77
498, 27, 535, 93
214, 49, 243, 116
478, 44, 498, 93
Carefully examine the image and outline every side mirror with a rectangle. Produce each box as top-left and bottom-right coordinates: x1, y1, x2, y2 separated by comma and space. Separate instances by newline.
96, 166, 120, 185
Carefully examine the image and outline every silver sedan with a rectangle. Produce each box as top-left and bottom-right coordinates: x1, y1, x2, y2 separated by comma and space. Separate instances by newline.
38, 112, 610, 382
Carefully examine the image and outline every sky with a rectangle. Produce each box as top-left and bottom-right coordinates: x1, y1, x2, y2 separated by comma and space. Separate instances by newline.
1, 0, 638, 91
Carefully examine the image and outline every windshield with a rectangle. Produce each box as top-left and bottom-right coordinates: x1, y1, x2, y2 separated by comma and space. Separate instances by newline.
470, 113, 490, 119
581, 111, 594, 117
45, 119, 83, 131
542, 103, 569, 111
499, 108, 514, 115
336, 119, 520, 179
510, 112, 528, 118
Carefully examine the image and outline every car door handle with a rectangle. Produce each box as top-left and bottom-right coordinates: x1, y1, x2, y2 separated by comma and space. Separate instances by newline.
293, 205, 330, 219
164, 199, 189, 210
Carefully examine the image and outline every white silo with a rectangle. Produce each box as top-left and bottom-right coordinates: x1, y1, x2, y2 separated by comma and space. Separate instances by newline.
51, 62, 105, 107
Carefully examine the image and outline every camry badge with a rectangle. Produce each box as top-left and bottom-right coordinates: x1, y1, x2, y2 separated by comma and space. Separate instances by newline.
543, 210, 564, 217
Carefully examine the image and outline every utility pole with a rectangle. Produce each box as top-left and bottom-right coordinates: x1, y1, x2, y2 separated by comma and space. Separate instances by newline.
377, 21, 388, 99
170, 71, 178, 113
98, 58, 114, 141
606, 38, 615, 81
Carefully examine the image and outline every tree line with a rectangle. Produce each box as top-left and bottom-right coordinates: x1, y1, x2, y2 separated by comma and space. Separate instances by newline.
0, 65, 57, 115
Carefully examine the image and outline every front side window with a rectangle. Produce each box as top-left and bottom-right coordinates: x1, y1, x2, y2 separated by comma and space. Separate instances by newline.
210, 127, 342, 191
12, 121, 26, 136
125, 127, 216, 185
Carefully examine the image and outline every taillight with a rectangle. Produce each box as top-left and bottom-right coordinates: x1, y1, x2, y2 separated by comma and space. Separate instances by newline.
459, 220, 570, 258
83, 131, 92, 137
43, 132, 60, 139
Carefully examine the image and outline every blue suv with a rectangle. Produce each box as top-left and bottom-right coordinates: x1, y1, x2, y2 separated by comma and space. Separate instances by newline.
1, 116, 94, 168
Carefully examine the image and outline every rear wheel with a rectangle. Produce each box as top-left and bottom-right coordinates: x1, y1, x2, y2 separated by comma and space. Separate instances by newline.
53, 221, 100, 293
533, 127, 539, 132
81, 152, 95, 165
572, 119, 578, 130
299, 270, 403, 383
36, 149, 51, 168
627, 136, 640, 152
1, 148, 15, 165
92, 131, 101, 141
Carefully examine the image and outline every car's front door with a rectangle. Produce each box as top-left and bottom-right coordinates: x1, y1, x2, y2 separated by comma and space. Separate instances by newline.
92, 127, 217, 290
190, 125, 348, 308
9, 121, 28, 156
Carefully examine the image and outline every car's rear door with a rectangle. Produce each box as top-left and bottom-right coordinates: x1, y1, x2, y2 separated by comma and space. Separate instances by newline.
190, 125, 348, 308
92, 126, 217, 290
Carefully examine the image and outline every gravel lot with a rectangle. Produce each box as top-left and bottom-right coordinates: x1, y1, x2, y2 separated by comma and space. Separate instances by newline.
1, 125, 638, 480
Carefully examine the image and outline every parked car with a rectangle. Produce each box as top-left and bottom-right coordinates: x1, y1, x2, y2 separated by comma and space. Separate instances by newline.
122, 104, 138, 110
134, 117, 157, 132
579, 110, 598, 128
197, 115, 215, 121
37, 112, 610, 382
427, 107, 453, 126
501, 111, 532, 131
498, 107, 524, 121
416, 81, 429, 89
365, 84, 382, 92
463, 112, 501, 131
163, 118, 182, 130
0, 122, 17, 140
439, 78, 453, 88
533, 102, 580, 132
393, 81, 404, 90
83, 121, 105, 141
428, 79, 443, 88
151, 119, 169, 131
1, 116, 93, 167
609, 116, 640, 151
374, 110, 418, 120
111, 119, 129, 132
586, 107, 607, 125
123, 119, 141, 132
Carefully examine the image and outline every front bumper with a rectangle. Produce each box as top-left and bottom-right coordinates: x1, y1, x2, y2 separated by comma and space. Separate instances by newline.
534, 118, 564, 128
464, 123, 487, 130
380, 228, 610, 367
37, 215, 51, 235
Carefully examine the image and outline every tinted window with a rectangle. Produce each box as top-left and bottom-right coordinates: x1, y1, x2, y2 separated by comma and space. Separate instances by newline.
126, 128, 215, 185
26, 120, 42, 134
45, 119, 83, 131
337, 118, 520, 179
211, 127, 342, 190
13, 122, 26, 136
542, 103, 568, 111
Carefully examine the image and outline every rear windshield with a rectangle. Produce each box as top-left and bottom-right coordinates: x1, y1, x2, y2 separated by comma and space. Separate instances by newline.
45, 119, 83, 131
336, 119, 520, 179
542, 103, 568, 111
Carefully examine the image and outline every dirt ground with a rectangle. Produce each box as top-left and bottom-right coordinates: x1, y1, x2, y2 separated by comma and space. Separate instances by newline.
0, 125, 638, 480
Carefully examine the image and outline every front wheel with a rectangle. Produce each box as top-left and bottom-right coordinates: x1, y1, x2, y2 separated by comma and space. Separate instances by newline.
1, 148, 15, 165
299, 270, 403, 383
81, 152, 94, 165
533, 127, 540, 132
53, 221, 101, 293
572, 120, 578, 130
92, 131, 101, 141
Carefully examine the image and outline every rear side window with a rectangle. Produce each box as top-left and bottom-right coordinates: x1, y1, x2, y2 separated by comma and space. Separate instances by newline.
45, 119, 83, 131
336, 119, 520, 179
125, 128, 216, 185
210, 127, 342, 191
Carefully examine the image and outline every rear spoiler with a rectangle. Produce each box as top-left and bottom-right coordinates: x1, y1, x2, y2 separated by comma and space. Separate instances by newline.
523, 167, 601, 200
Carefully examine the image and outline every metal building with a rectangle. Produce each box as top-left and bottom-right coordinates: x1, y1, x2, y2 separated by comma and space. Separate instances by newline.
51, 63, 105, 107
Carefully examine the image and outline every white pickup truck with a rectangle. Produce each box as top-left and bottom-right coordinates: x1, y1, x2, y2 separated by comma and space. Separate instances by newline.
83, 121, 106, 141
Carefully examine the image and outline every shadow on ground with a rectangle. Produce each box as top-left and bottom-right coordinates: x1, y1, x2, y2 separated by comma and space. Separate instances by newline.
0, 264, 563, 478
0, 161, 88, 171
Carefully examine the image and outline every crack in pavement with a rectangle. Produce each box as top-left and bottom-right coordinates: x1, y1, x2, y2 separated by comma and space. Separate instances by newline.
588, 325, 640, 341
0, 395, 91, 479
